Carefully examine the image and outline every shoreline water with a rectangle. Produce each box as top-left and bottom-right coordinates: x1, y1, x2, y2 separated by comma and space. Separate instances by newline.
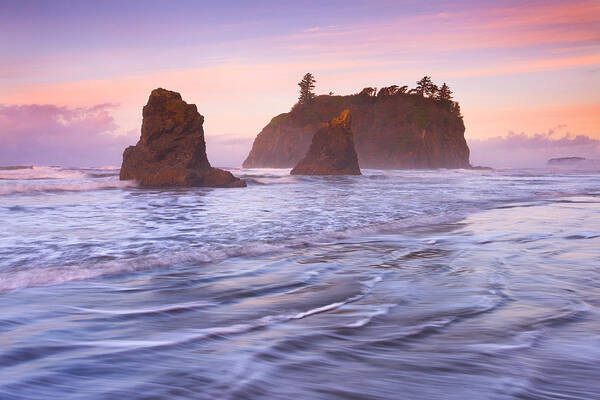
0, 166, 599, 399
1, 166, 598, 292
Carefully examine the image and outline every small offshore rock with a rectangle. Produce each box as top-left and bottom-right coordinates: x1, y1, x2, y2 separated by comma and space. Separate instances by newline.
291, 110, 361, 175
120, 88, 245, 188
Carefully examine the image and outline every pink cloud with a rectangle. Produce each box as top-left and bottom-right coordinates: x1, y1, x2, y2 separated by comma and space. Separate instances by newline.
283, 0, 599, 55
0, 104, 135, 166
448, 53, 600, 78
468, 128, 600, 168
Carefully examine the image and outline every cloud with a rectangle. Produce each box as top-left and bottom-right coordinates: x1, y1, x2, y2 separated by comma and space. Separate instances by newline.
468, 128, 600, 168
0, 103, 136, 166
284, 0, 599, 60
450, 54, 600, 78
0, 102, 254, 168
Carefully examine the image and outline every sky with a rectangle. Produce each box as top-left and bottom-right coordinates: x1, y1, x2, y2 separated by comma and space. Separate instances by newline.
1, 0, 599, 167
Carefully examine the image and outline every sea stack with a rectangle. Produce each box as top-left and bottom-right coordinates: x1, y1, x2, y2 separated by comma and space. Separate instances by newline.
243, 88, 470, 169
120, 88, 245, 187
291, 110, 361, 175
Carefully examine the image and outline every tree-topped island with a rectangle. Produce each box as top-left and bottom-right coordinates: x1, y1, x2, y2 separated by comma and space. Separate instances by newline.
243, 74, 470, 169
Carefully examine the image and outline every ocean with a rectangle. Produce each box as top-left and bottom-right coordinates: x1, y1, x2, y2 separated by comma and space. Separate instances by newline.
0, 166, 599, 399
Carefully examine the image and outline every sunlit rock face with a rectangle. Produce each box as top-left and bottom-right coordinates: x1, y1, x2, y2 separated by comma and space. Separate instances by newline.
243, 92, 470, 169
291, 110, 361, 176
120, 88, 245, 187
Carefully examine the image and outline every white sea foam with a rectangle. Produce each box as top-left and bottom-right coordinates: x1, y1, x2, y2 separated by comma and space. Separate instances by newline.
345, 304, 396, 328
247, 176, 301, 185
0, 180, 136, 195
0, 202, 539, 293
62, 276, 383, 352
2, 166, 598, 293
0, 166, 91, 180
70, 301, 216, 317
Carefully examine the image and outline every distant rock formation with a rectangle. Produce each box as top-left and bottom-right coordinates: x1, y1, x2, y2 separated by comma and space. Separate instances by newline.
547, 157, 600, 170
547, 157, 586, 166
291, 110, 361, 175
120, 88, 245, 187
243, 91, 470, 169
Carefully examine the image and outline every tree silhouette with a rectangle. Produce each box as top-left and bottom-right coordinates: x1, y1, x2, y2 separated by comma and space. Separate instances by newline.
377, 85, 400, 97
427, 83, 439, 98
415, 76, 434, 96
358, 87, 377, 97
298, 73, 316, 104
451, 101, 462, 117
437, 83, 453, 102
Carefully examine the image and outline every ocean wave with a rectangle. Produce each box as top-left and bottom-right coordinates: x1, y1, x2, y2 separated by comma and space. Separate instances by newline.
244, 176, 302, 185
59, 276, 383, 353
0, 165, 123, 181
86, 172, 121, 178
2, 167, 597, 292
87, 166, 121, 170
0, 243, 280, 292
0, 213, 459, 292
0, 180, 136, 195
70, 301, 217, 317
0, 166, 88, 181
0, 165, 33, 171
344, 303, 395, 328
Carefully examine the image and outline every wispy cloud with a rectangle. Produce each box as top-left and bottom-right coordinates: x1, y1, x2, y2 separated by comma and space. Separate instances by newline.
286, 0, 600, 54
449, 53, 600, 78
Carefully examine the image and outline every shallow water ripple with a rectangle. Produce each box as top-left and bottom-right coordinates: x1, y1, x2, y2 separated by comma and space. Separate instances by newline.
0, 167, 599, 399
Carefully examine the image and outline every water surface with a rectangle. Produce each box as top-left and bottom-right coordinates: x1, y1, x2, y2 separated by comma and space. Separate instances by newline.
0, 166, 599, 399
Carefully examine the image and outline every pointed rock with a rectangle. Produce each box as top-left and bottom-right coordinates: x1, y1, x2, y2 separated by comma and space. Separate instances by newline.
291, 110, 361, 175
120, 88, 245, 187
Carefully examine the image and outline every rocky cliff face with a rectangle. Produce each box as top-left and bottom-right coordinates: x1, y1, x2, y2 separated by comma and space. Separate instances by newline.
243, 92, 470, 169
120, 88, 245, 187
291, 110, 361, 175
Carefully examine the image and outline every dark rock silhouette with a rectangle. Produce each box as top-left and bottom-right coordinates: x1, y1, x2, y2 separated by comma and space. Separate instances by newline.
547, 157, 586, 165
291, 110, 361, 175
243, 91, 470, 169
120, 88, 245, 187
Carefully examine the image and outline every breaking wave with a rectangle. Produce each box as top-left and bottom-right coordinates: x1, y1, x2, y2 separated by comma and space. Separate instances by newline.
0, 213, 458, 292
0, 166, 134, 194
0, 180, 136, 195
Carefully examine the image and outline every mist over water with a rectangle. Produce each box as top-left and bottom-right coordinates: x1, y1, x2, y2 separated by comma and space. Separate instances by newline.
0, 166, 599, 399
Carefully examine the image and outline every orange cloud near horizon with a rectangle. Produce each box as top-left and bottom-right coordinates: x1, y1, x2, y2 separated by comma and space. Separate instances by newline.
2, 56, 598, 142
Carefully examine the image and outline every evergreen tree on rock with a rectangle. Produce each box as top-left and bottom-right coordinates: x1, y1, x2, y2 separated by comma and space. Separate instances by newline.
298, 73, 316, 105
415, 76, 438, 97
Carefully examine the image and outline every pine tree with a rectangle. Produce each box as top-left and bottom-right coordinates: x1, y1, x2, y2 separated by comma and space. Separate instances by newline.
437, 83, 453, 102
358, 87, 377, 97
451, 101, 462, 117
426, 83, 439, 98
298, 73, 316, 104
377, 85, 400, 97
415, 76, 433, 97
